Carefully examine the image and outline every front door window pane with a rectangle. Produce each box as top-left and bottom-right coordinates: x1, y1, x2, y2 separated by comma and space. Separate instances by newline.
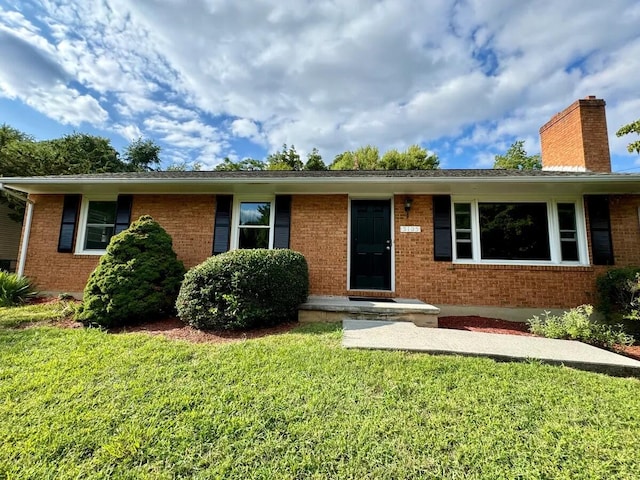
479, 203, 550, 261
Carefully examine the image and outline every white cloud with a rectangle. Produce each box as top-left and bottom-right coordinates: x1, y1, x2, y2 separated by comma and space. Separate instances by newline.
0, 0, 639, 166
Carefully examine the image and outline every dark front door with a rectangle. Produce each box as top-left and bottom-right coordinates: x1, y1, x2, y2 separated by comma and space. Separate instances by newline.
350, 200, 392, 290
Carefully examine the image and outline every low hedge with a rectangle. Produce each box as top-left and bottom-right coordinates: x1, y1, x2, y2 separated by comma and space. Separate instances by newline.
176, 249, 309, 330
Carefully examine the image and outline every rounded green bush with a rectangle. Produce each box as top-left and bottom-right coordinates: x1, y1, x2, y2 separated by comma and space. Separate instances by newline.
176, 249, 309, 330
77, 215, 186, 328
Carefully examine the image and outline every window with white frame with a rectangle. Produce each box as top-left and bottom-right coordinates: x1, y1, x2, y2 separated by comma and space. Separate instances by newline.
234, 200, 274, 249
76, 198, 117, 253
452, 198, 586, 265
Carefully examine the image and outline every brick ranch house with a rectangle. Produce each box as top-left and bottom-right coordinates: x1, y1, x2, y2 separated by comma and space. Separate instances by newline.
1, 96, 639, 318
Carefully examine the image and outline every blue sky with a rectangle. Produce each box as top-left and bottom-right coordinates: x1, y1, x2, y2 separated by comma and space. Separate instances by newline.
1, 0, 639, 171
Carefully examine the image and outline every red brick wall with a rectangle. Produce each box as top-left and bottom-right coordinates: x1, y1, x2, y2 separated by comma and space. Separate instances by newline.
289, 194, 640, 308
21, 194, 216, 293
609, 195, 640, 265
130, 195, 215, 269
290, 195, 348, 294
20, 192, 640, 308
540, 97, 611, 173
21, 195, 98, 293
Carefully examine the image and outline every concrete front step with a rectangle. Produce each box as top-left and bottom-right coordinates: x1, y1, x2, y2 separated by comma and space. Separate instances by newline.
298, 295, 440, 328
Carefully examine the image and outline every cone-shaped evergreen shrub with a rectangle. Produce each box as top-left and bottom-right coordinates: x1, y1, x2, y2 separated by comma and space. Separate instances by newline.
177, 249, 309, 330
78, 215, 185, 328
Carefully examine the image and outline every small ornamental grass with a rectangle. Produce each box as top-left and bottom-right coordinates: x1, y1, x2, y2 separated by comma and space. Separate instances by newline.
0, 271, 37, 307
77, 215, 185, 328
177, 249, 309, 330
528, 304, 633, 350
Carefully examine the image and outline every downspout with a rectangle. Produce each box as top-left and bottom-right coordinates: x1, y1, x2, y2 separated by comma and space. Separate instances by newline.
0, 183, 33, 277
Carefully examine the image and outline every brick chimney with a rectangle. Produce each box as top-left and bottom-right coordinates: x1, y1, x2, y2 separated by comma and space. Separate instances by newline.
539, 96, 611, 173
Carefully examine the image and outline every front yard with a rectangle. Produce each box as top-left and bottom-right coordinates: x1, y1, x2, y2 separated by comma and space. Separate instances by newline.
1, 304, 640, 479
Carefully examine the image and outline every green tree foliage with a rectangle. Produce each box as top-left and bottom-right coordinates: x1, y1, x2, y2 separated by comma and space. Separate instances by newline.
330, 145, 380, 170
214, 157, 266, 171
380, 144, 439, 170
331, 144, 438, 170
124, 137, 161, 171
177, 249, 309, 330
493, 140, 541, 170
166, 161, 202, 171
304, 147, 327, 170
616, 119, 640, 155
0, 125, 162, 221
77, 215, 185, 328
266, 144, 303, 171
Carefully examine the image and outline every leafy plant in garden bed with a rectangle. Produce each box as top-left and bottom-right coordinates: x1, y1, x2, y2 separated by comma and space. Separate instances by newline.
177, 249, 309, 330
529, 305, 633, 350
596, 267, 640, 318
596, 267, 640, 338
0, 271, 37, 307
77, 215, 185, 328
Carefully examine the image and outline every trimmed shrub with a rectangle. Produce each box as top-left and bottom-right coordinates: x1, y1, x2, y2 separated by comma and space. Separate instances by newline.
528, 305, 633, 350
0, 271, 38, 307
77, 215, 185, 328
177, 249, 309, 330
596, 267, 640, 319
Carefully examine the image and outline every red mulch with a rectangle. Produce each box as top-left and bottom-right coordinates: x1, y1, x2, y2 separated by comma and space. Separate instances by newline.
439, 316, 533, 336
114, 318, 298, 344
18, 299, 640, 361
439, 315, 640, 362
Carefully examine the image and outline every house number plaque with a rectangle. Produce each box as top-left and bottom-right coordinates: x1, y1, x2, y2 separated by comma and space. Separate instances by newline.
400, 226, 421, 233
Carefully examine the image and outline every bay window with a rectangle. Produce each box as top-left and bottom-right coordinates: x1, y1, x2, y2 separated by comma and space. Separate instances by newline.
452, 198, 587, 265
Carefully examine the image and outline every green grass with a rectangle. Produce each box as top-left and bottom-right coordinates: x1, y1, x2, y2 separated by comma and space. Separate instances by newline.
1, 319, 639, 479
0, 301, 74, 328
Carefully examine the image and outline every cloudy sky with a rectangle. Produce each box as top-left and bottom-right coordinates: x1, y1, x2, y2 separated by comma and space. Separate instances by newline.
1, 0, 639, 170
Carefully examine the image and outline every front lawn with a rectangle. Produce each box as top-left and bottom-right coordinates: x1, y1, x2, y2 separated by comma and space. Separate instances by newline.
1, 315, 639, 479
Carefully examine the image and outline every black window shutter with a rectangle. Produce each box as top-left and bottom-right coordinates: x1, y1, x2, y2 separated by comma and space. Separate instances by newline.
57, 195, 81, 253
114, 195, 133, 235
273, 195, 292, 249
212, 195, 233, 254
586, 195, 614, 265
433, 195, 452, 261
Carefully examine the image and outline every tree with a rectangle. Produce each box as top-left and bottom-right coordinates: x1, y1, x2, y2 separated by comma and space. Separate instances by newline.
380, 144, 439, 170
0, 124, 32, 148
124, 138, 161, 171
304, 148, 326, 170
330, 145, 380, 170
166, 161, 202, 171
616, 119, 640, 155
266, 144, 303, 171
0, 125, 163, 222
214, 157, 265, 171
493, 140, 541, 170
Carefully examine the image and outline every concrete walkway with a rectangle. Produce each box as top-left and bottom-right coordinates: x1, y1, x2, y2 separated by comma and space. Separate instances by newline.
343, 319, 640, 377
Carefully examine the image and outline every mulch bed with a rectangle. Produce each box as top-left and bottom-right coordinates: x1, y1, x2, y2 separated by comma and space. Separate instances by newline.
114, 318, 299, 344
20, 298, 640, 361
438, 316, 533, 336
439, 315, 640, 362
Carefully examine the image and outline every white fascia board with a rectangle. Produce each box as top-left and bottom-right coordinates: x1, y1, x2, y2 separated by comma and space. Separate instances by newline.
2, 174, 640, 195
